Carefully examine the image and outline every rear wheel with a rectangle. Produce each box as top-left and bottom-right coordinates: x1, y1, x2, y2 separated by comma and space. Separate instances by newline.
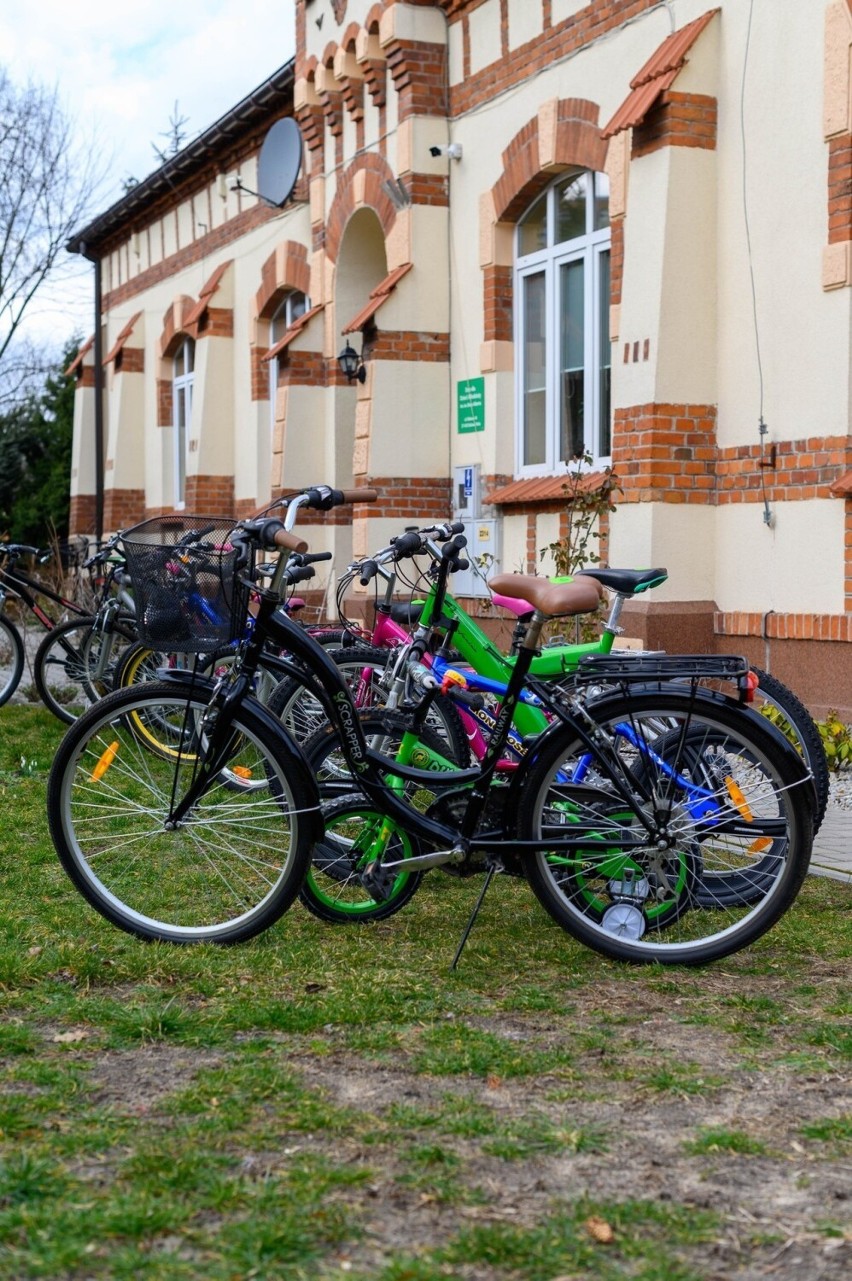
34, 615, 136, 723
47, 681, 315, 943
519, 692, 813, 965
750, 667, 829, 833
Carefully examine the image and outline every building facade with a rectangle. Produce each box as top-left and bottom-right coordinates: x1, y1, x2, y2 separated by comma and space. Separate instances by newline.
67, 0, 852, 716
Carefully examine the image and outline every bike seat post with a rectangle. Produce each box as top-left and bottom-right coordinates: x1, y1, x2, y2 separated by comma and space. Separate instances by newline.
602, 591, 627, 637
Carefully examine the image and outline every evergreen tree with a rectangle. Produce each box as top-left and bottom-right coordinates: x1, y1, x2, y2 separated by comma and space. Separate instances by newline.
0, 339, 78, 545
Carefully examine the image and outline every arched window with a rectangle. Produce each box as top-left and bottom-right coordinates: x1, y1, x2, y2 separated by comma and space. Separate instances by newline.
268, 289, 310, 427
173, 339, 195, 508
515, 169, 611, 472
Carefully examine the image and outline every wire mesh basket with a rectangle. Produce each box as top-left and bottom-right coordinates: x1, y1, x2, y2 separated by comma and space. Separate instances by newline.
119, 515, 250, 653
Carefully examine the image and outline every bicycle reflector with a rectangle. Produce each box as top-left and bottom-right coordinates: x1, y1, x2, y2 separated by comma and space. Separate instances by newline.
91, 740, 119, 782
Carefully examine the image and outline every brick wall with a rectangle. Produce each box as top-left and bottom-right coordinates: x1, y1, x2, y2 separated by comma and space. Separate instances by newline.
614, 403, 717, 503
828, 133, 852, 244
632, 92, 718, 159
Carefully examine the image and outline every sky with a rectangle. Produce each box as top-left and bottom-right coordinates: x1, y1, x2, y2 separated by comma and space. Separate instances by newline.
2, 0, 296, 348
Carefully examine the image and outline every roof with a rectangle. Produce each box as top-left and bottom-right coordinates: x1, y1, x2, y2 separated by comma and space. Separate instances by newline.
67, 61, 296, 257
602, 9, 720, 139
341, 264, 413, 334
184, 261, 233, 327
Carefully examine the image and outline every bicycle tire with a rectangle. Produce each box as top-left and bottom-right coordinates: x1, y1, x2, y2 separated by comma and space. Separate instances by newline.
518, 691, 813, 965
300, 795, 425, 923
0, 615, 25, 707
750, 667, 829, 834
34, 615, 137, 724
268, 645, 471, 765
47, 681, 316, 943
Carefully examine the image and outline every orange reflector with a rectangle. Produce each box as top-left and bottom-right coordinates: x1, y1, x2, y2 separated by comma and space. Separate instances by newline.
91, 740, 119, 782
231, 765, 253, 779
747, 837, 773, 854
725, 776, 754, 822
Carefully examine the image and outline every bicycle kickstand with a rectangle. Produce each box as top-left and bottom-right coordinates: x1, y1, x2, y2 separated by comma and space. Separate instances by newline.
450, 862, 501, 971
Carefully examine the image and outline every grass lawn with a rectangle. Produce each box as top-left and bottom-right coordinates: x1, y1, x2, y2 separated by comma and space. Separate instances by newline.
0, 705, 850, 1280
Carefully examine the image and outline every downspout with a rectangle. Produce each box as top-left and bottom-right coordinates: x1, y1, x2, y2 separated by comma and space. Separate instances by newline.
78, 242, 104, 546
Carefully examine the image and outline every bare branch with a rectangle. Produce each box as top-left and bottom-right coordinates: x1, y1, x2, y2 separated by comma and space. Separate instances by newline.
0, 69, 105, 381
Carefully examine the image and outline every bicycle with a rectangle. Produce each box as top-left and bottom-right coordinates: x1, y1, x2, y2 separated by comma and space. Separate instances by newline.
46, 485, 815, 966
272, 534, 829, 829
0, 542, 98, 708
32, 539, 139, 723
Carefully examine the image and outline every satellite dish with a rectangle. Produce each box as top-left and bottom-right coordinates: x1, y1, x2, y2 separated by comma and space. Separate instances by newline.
257, 118, 303, 208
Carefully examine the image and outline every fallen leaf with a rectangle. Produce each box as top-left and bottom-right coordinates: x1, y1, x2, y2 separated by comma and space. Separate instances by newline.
52, 1030, 89, 1043
585, 1216, 615, 1244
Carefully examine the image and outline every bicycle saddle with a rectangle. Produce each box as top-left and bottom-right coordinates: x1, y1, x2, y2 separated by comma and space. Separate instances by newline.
577, 567, 667, 595
487, 573, 605, 618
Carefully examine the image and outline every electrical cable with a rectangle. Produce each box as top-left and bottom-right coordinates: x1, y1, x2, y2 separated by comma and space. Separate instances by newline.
739, 0, 773, 527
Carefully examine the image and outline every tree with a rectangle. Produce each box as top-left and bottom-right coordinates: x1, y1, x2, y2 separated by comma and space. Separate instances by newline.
0, 337, 78, 544
0, 70, 101, 406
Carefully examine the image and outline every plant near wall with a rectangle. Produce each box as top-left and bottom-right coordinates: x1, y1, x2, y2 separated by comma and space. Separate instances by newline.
816, 711, 852, 772
540, 451, 622, 642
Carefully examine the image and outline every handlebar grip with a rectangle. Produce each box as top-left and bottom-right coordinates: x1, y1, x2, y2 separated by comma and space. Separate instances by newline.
302, 550, 332, 565
340, 488, 378, 504
274, 528, 309, 554
359, 559, 379, 586
389, 530, 422, 555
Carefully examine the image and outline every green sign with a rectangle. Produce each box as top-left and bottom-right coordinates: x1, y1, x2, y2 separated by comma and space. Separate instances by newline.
457, 377, 485, 434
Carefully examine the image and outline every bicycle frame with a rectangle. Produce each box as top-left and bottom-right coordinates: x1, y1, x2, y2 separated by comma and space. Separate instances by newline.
0, 559, 89, 629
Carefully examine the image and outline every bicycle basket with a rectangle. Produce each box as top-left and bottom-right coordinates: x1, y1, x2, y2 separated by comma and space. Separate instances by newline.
119, 515, 251, 653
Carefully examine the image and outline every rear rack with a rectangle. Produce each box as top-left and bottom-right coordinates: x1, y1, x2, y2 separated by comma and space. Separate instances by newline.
576, 653, 749, 683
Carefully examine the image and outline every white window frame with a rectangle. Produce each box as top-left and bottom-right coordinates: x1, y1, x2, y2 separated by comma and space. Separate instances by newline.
268, 290, 310, 433
514, 171, 611, 476
172, 339, 195, 509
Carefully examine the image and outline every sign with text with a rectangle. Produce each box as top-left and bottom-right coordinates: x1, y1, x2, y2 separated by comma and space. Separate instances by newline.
457, 377, 485, 434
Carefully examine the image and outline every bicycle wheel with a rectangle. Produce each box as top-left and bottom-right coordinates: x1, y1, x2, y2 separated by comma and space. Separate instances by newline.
34, 615, 137, 724
268, 645, 471, 764
301, 795, 424, 923
750, 667, 829, 834
518, 691, 813, 965
0, 615, 25, 707
47, 681, 316, 943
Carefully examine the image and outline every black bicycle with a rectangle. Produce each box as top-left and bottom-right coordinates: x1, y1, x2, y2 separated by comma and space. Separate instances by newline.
46, 487, 815, 966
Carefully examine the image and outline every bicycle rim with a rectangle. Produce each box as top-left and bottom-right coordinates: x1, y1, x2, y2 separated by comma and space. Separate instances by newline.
47, 683, 314, 943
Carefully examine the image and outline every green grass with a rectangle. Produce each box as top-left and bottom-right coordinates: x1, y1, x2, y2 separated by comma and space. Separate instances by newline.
0, 705, 851, 1278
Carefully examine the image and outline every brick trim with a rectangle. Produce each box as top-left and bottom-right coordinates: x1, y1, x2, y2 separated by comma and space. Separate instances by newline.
367, 330, 449, 362
631, 91, 717, 159
715, 610, 852, 644
102, 202, 277, 312
325, 152, 399, 264
828, 132, 852, 245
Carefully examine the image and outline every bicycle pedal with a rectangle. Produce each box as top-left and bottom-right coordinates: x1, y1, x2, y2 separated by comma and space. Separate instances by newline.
361, 861, 395, 902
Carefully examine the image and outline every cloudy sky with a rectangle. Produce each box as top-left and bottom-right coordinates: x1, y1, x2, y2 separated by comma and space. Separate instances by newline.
2, 0, 296, 345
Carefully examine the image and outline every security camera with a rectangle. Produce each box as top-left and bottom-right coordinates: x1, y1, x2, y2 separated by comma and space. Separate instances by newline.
429, 143, 463, 160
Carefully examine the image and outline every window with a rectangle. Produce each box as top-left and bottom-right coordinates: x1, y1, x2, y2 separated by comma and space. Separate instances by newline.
515, 170, 611, 473
173, 339, 195, 508
269, 290, 310, 428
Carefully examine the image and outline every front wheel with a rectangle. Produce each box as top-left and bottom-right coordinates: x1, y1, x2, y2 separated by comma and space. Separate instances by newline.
518, 691, 813, 965
0, 615, 25, 707
46, 682, 316, 943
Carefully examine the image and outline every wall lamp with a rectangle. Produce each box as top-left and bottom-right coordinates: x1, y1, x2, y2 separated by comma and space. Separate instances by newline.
338, 342, 366, 384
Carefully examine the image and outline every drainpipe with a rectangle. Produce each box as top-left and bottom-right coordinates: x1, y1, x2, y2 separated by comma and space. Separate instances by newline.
78, 242, 104, 546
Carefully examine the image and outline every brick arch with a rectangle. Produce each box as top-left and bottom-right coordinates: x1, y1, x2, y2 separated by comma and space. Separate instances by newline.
491, 98, 607, 224
363, 4, 383, 34
339, 22, 361, 52
320, 41, 339, 69
158, 296, 197, 359
254, 241, 311, 321
483, 99, 610, 346
325, 152, 398, 264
